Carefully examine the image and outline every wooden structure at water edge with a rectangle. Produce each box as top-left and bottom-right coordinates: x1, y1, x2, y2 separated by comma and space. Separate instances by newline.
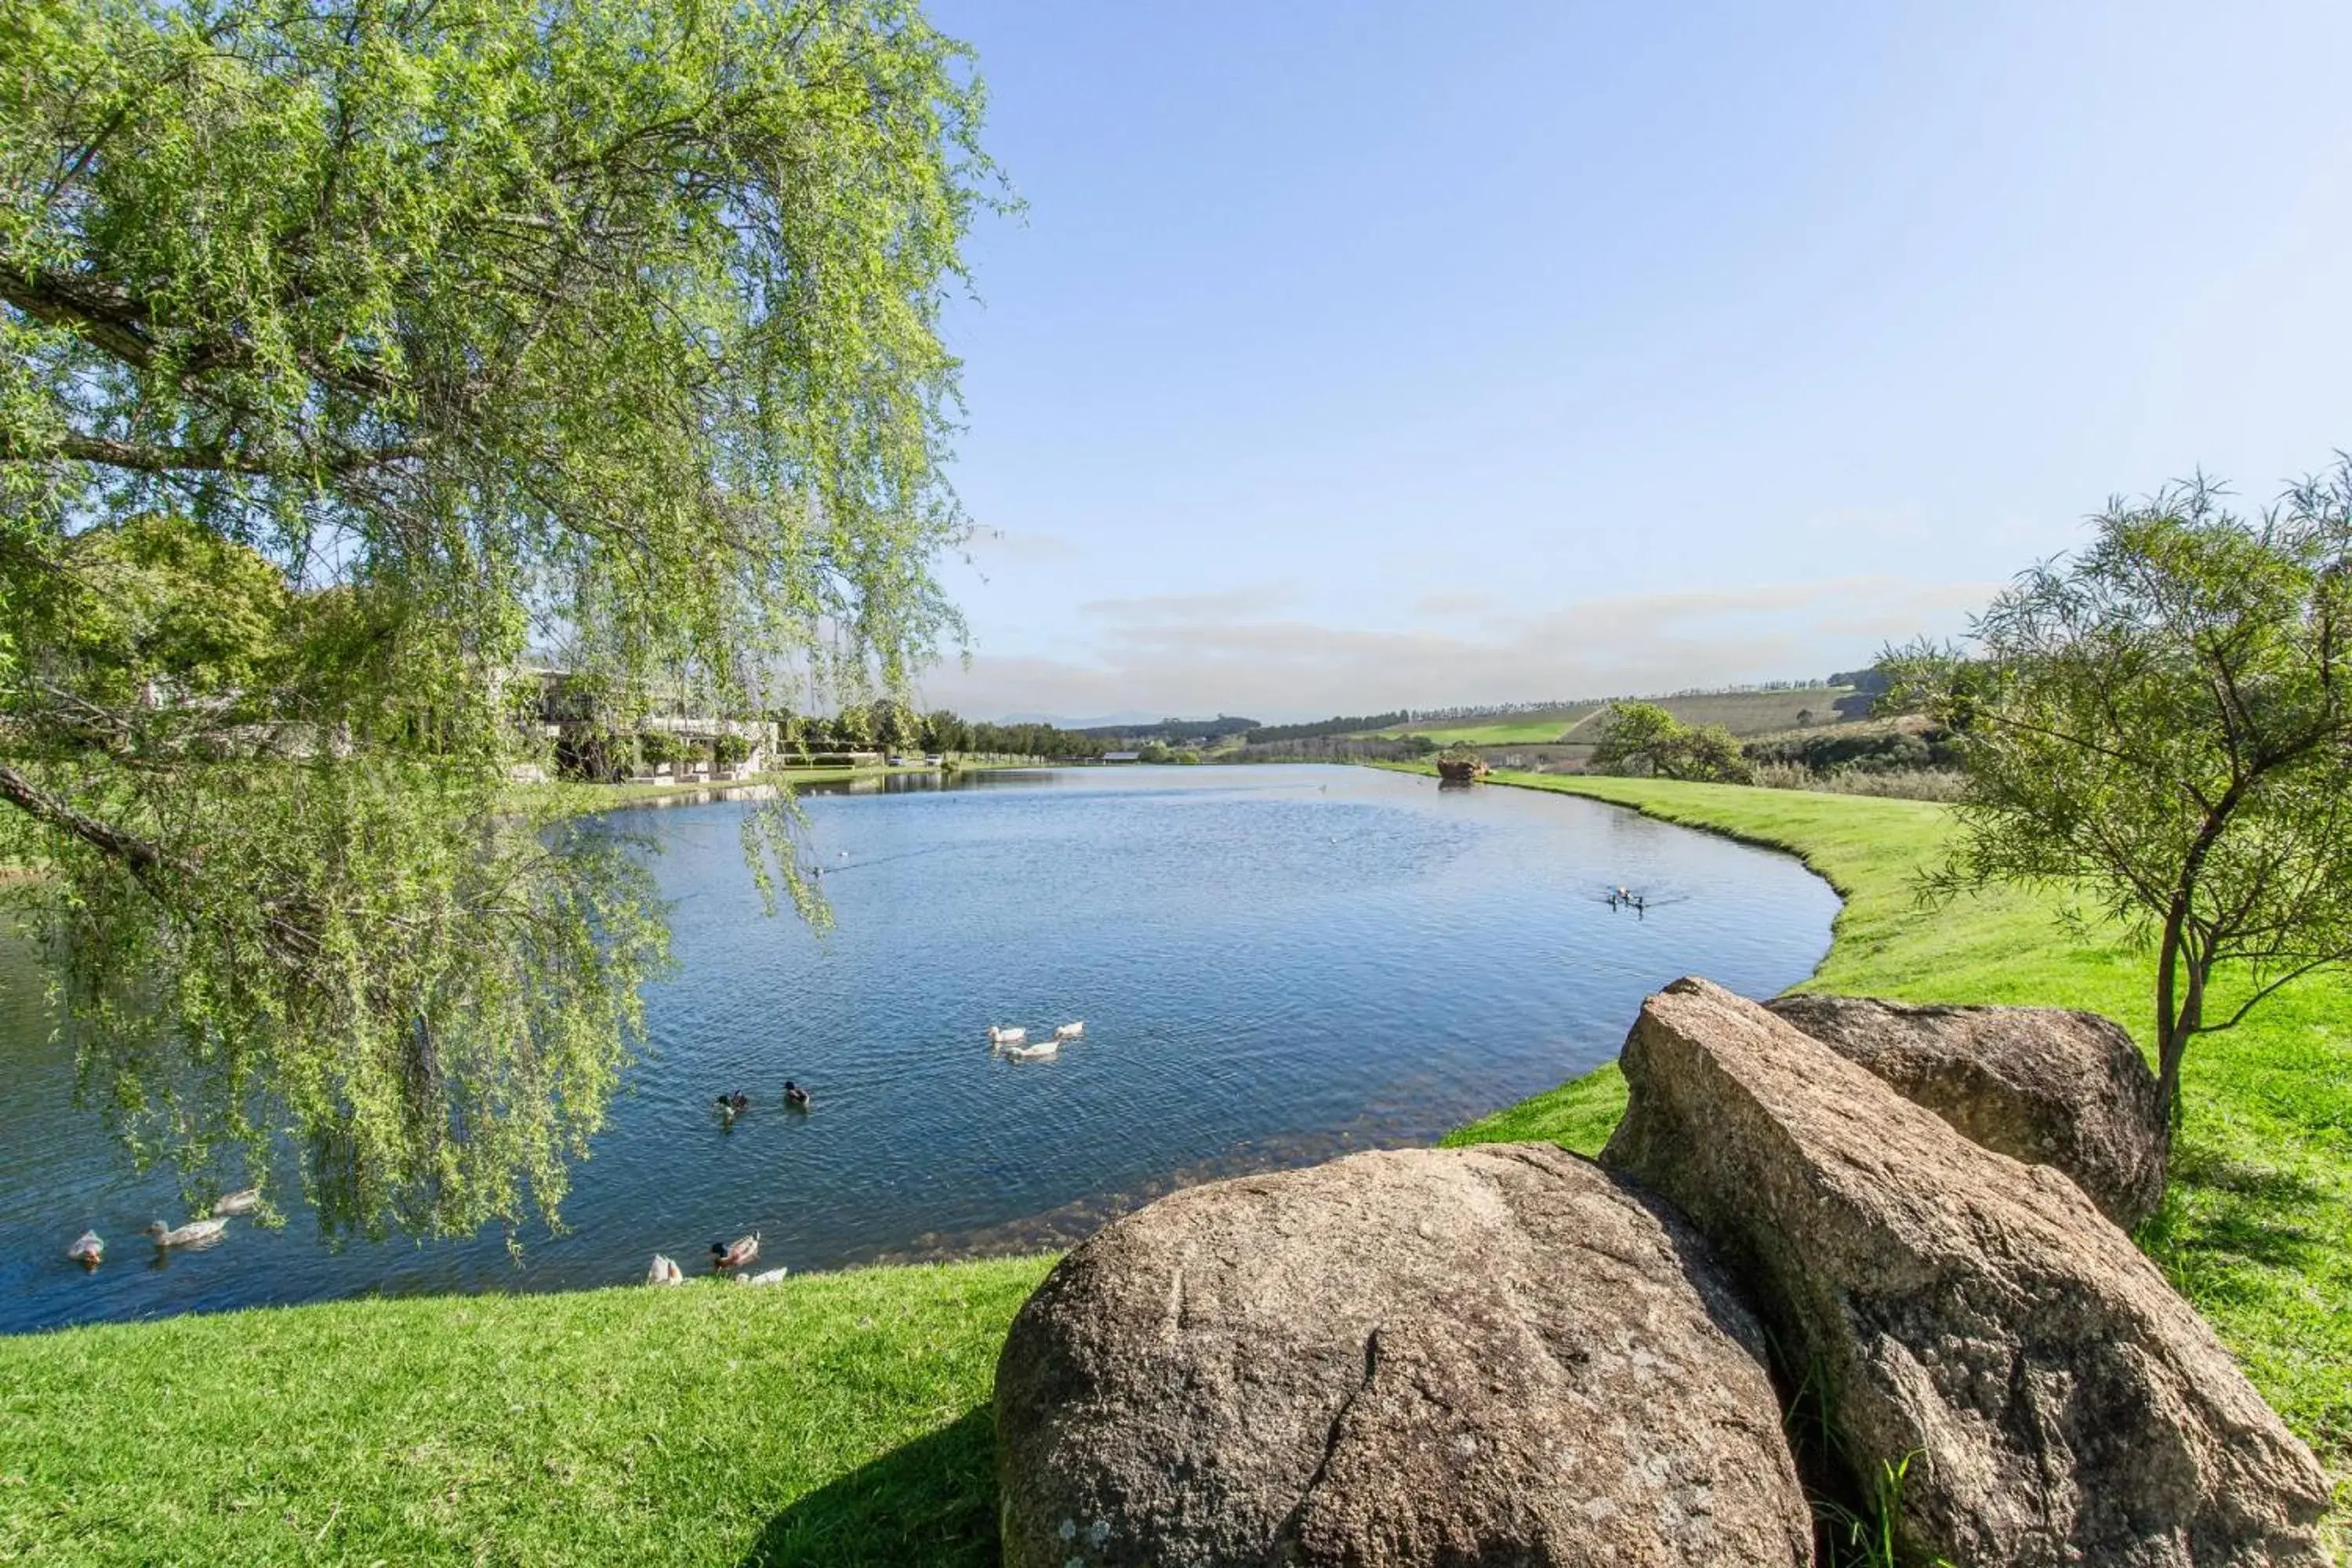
1435, 750, 1489, 784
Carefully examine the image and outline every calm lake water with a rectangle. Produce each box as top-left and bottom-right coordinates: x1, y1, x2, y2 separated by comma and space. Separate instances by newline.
0, 765, 1836, 1332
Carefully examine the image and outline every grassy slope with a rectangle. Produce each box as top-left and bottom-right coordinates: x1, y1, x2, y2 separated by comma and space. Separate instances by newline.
0, 1258, 1051, 1566
1443, 770, 2351, 1508
1374, 711, 1600, 745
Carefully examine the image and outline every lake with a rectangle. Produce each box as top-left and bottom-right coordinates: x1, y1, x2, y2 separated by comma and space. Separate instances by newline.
0, 764, 1838, 1332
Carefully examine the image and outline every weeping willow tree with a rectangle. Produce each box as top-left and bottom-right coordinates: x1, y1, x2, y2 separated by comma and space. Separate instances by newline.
0, 0, 996, 1237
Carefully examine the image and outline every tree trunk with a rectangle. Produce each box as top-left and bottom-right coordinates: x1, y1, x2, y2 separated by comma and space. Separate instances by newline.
2155, 943, 2206, 1134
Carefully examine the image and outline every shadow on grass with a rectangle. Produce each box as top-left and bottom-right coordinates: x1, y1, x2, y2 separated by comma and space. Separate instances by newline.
739, 1404, 1000, 1568
2147, 1145, 2328, 1272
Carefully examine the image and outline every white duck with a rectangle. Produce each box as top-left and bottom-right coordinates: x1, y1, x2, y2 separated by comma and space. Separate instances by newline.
735, 1266, 789, 1287
148, 1217, 229, 1248
1054, 1021, 1086, 1041
646, 1254, 685, 1286
209, 1187, 262, 1217
987, 1025, 1028, 1048
67, 1230, 103, 1268
1004, 1040, 1059, 1062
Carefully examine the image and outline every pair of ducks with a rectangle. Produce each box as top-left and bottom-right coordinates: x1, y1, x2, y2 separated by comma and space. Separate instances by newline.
647, 1231, 782, 1286
69, 1187, 260, 1267
713, 1082, 812, 1120
989, 1021, 1085, 1062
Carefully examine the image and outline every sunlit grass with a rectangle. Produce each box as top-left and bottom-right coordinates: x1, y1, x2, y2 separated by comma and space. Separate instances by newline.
0, 1258, 1051, 1566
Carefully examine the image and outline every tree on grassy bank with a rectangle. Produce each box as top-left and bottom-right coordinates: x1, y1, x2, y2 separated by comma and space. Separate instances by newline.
0, 0, 996, 1236
1889, 461, 2352, 1134
1588, 701, 1752, 783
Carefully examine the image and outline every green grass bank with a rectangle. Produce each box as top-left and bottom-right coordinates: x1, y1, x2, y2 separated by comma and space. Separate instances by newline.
4, 770, 2344, 1561
1, 1258, 1051, 1566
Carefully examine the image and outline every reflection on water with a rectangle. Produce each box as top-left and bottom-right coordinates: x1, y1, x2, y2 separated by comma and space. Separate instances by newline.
0, 764, 1837, 1331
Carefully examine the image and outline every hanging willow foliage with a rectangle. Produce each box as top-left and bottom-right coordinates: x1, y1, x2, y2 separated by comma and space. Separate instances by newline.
0, 0, 1000, 1236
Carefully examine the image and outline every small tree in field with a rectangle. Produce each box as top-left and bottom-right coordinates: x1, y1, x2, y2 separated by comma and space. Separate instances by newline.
1888, 461, 2352, 1134
1589, 702, 1752, 783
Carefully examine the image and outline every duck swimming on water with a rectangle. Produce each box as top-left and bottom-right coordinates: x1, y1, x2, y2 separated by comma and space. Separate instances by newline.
782, 1080, 811, 1110
67, 1230, 103, 1268
210, 1187, 261, 1217
711, 1232, 760, 1269
148, 1218, 229, 1249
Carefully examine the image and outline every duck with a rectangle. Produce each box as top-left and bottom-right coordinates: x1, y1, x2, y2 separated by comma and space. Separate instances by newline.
1004, 1040, 1059, 1062
209, 1187, 261, 1217
987, 1025, 1027, 1048
735, 1266, 789, 1287
148, 1217, 229, 1248
782, 1080, 811, 1110
1053, 1021, 1086, 1041
646, 1253, 685, 1286
67, 1230, 103, 1269
710, 1232, 760, 1269
715, 1091, 750, 1120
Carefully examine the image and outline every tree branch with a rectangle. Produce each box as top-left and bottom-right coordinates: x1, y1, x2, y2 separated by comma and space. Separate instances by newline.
2, 431, 426, 476
0, 761, 179, 879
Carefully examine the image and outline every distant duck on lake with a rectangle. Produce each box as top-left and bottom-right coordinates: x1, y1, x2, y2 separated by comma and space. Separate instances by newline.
783, 1081, 811, 1110
716, 1091, 750, 1121
987, 1025, 1027, 1048
711, 1232, 760, 1269
67, 1230, 103, 1268
1054, 1022, 1086, 1041
1004, 1040, 1059, 1062
209, 1187, 261, 1217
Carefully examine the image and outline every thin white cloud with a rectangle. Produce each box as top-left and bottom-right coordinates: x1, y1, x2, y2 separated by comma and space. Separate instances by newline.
1078, 582, 1302, 622
919, 575, 1996, 720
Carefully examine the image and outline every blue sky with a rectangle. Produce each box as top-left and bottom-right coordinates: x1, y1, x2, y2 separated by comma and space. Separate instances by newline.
915, 0, 2352, 722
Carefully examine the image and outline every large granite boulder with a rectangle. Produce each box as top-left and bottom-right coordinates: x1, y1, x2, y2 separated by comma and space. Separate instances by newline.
1604, 977, 2329, 1568
994, 1142, 1813, 1567
1763, 991, 2166, 1227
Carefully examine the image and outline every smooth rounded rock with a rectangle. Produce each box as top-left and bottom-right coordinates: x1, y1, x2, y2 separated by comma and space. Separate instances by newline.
994, 1142, 1812, 1568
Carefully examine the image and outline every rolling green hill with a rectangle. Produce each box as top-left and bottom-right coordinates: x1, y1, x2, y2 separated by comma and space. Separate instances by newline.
1370, 688, 1853, 749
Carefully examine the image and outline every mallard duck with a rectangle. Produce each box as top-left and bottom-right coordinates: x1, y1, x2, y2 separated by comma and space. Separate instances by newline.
646, 1254, 685, 1286
735, 1266, 789, 1287
210, 1187, 261, 1217
148, 1217, 229, 1248
67, 1230, 103, 1268
1054, 1021, 1086, 1041
782, 1080, 811, 1110
710, 1232, 759, 1269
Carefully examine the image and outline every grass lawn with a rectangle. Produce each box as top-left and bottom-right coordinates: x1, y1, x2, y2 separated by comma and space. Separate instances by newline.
1442, 769, 2351, 1530
4, 768, 2343, 1561
0, 1258, 1051, 1566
